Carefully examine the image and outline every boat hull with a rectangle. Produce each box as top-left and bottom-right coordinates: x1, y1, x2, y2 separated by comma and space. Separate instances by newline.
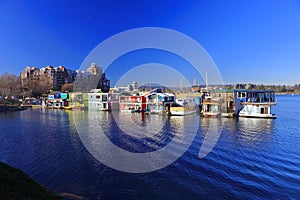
170, 106, 196, 116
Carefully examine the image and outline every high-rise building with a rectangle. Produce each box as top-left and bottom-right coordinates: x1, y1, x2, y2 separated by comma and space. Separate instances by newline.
53, 66, 69, 91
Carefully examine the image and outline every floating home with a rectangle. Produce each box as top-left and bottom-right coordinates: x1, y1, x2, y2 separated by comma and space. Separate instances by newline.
201, 94, 222, 117
119, 95, 147, 112
169, 97, 197, 116
201, 89, 235, 118
68, 92, 88, 110
88, 92, 119, 111
234, 90, 276, 118
144, 88, 175, 114
46, 92, 68, 109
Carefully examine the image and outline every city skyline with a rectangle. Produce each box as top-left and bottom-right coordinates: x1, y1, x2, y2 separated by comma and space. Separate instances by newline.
0, 0, 300, 86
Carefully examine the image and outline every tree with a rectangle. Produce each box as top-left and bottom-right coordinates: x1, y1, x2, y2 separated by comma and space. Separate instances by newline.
27, 77, 51, 97
0, 73, 18, 97
61, 83, 74, 92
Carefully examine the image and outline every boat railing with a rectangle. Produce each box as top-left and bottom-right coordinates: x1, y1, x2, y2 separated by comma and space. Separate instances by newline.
241, 97, 276, 104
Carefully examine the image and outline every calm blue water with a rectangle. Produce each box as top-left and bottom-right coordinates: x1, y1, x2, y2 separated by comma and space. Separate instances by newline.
1, 95, 300, 199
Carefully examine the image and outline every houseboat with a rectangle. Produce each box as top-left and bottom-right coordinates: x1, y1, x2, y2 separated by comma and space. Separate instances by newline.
144, 88, 175, 114
46, 92, 68, 109
88, 92, 119, 111
201, 89, 236, 118
68, 92, 87, 110
234, 90, 276, 118
169, 98, 197, 116
201, 94, 222, 117
119, 95, 147, 112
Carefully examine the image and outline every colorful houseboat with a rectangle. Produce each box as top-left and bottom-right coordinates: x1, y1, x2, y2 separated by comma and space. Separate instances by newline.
144, 88, 175, 114
119, 95, 147, 112
46, 92, 68, 109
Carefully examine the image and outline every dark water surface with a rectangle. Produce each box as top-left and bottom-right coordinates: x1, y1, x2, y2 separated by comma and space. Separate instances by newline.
1, 95, 300, 199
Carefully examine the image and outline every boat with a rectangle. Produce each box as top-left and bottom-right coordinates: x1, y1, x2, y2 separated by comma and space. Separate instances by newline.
88, 92, 119, 111
201, 95, 222, 117
119, 95, 147, 113
46, 98, 65, 109
169, 98, 197, 116
234, 90, 276, 118
144, 88, 175, 114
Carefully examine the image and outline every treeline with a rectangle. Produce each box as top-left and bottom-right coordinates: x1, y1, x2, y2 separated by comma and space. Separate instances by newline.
0, 72, 73, 98
251, 84, 300, 93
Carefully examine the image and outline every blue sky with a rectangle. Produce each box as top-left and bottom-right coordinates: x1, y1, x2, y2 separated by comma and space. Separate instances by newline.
0, 0, 300, 86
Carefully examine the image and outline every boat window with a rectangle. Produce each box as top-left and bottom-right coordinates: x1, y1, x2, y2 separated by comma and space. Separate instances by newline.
96, 95, 100, 99
238, 92, 246, 98
210, 105, 219, 112
265, 107, 269, 114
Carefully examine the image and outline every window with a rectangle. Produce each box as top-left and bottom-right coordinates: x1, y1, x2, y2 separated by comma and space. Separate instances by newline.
238, 92, 246, 98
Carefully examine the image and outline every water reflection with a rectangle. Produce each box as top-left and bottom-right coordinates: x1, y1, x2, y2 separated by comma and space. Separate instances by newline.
223, 117, 274, 149
198, 117, 224, 158
111, 111, 166, 139
72, 111, 199, 173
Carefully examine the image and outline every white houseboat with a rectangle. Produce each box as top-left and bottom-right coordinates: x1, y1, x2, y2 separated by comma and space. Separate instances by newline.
169, 98, 197, 116
234, 90, 276, 118
88, 92, 119, 111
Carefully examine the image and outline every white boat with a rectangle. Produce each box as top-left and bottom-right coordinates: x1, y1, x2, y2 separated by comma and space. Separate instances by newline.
234, 90, 276, 118
170, 98, 197, 116
88, 92, 119, 111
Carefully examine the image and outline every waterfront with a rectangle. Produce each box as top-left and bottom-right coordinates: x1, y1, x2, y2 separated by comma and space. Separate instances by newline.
0, 95, 300, 199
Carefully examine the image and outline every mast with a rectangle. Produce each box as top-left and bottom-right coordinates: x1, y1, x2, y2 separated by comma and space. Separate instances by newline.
205, 72, 208, 91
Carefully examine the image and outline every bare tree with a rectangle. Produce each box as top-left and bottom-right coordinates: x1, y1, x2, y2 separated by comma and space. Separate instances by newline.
61, 83, 74, 92
27, 76, 51, 97
0, 73, 18, 97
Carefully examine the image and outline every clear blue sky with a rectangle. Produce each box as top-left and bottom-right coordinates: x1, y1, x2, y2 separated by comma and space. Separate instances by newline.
0, 0, 299, 85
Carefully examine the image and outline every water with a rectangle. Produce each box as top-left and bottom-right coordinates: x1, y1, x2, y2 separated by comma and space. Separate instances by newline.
1, 95, 300, 199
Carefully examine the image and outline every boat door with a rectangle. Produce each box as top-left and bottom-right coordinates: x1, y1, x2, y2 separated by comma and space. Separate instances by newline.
260, 107, 269, 114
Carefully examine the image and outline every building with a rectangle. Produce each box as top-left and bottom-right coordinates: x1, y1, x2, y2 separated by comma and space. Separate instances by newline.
19, 66, 40, 88
86, 63, 102, 75
52, 66, 69, 91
